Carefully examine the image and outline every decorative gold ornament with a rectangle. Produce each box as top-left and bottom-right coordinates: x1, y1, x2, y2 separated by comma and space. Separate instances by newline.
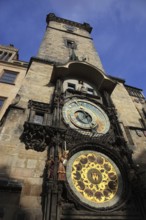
66, 151, 123, 209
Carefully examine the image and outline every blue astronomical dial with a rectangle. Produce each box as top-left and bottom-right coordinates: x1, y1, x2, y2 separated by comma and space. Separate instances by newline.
62, 99, 110, 136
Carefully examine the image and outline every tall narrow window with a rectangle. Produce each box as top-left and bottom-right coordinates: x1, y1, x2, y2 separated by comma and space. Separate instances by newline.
0, 70, 18, 84
0, 97, 6, 110
1, 52, 7, 61
143, 106, 146, 118
66, 40, 76, 49
0, 51, 13, 61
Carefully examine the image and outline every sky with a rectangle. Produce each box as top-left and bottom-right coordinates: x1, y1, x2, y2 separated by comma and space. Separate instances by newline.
0, 0, 146, 95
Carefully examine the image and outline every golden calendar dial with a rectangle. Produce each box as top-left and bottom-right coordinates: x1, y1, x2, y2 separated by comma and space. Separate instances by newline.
66, 151, 123, 209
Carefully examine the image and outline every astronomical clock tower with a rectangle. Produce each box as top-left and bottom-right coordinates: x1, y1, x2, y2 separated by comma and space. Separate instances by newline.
10, 13, 145, 219
23, 13, 144, 220
20, 14, 144, 220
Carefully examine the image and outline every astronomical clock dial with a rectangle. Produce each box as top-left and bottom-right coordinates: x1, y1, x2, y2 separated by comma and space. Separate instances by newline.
66, 150, 123, 209
62, 99, 110, 136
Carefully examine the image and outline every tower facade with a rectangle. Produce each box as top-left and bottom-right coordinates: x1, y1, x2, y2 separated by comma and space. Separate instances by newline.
0, 13, 146, 220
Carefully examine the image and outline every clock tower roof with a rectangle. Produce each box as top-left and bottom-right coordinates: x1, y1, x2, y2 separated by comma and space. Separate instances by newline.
46, 13, 92, 33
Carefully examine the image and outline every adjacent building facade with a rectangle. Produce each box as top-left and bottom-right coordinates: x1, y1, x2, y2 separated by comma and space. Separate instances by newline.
0, 13, 146, 220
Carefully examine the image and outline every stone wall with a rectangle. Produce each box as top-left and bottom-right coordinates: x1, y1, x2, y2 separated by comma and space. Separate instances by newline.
0, 62, 26, 121
0, 107, 46, 219
0, 60, 55, 218
111, 82, 146, 196
111, 83, 142, 127
38, 21, 104, 71
0, 15, 146, 220
17, 60, 55, 109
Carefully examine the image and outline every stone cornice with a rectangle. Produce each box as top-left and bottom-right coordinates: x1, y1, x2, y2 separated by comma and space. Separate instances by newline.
0, 60, 28, 68
27, 56, 68, 72
107, 75, 125, 84
125, 84, 143, 92
46, 13, 92, 33
48, 26, 93, 40
0, 44, 18, 52
27, 56, 62, 71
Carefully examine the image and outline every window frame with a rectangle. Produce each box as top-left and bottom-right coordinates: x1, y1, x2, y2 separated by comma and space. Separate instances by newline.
87, 87, 94, 95
0, 97, 6, 110
0, 69, 19, 85
65, 39, 77, 49
0, 50, 13, 61
67, 82, 76, 90
33, 111, 45, 125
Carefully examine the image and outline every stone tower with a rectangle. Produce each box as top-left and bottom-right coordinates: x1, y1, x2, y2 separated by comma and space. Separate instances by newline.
0, 13, 146, 220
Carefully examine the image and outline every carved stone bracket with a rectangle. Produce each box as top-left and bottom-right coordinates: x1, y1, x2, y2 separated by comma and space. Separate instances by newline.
20, 122, 50, 151
21, 120, 117, 152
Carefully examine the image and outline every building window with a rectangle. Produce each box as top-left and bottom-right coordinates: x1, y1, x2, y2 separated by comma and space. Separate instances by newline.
0, 51, 12, 61
143, 106, 146, 118
0, 70, 18, 84
33, 112, 44, 124
0, 97, 6, 109
87, 88, 94, 95
79, 80, 83, 85
66, 40, 76, 49
28, 100, 51, 125
68, 83, 76, 90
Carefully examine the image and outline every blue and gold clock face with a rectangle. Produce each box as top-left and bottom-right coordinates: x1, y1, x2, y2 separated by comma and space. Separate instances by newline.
62, 99, 110, 136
